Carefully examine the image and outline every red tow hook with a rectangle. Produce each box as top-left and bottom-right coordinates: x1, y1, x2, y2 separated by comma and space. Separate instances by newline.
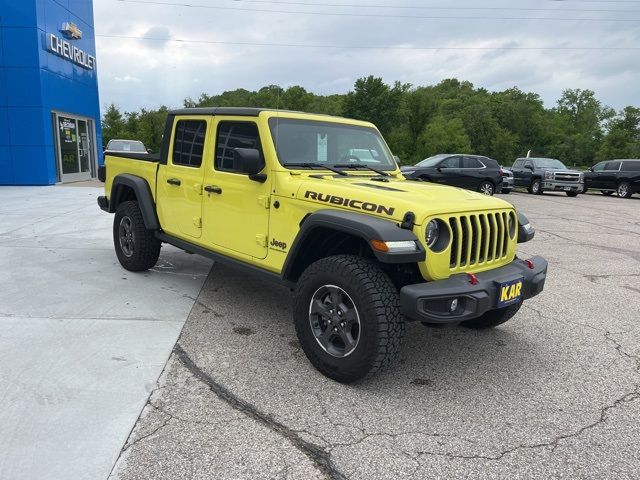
467, 273, 479, 285
525, 259, 535, 270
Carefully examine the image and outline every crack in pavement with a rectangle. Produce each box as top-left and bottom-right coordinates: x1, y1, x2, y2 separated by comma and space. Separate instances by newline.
174, 344, 347, 480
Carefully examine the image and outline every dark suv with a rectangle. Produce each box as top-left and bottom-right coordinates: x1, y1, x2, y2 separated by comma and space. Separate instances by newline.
583, 159, 640, 198
401, 154, 502, 195
511, 157, 583, 197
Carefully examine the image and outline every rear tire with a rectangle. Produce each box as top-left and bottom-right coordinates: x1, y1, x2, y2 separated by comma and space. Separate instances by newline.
529, 178, 543, 195
293, 255, 404, 383
478, 181, 495, 196
113, 201, 161, 272
617, 182, 633, 198
460, 301, 522, 330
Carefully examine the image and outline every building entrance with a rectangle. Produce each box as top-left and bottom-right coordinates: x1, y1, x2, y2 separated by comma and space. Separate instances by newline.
54, 113, 97, 183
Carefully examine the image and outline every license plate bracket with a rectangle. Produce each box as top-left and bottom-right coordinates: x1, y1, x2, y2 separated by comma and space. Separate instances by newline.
497, 277, 524, 308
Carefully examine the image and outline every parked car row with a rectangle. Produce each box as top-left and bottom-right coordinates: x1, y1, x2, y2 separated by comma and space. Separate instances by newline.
401, 154, 639, 199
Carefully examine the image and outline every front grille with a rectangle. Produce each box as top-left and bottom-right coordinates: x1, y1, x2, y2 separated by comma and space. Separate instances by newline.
448, 211, 513, 270
554, 172, 580, 182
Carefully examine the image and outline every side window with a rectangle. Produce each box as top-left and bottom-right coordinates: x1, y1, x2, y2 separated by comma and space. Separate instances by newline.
622, 161, 640, 172
524, 160, 533, 169
215, 122, 263, 173
592, 162, 606, 172
513, 159, 524, 169
463, 157, 483, 169
440, 156, 460, 168
604, 161, 621, 171
172, 120, 206, 167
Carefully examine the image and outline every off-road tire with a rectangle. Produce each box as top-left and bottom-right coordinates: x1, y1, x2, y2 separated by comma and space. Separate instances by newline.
601, 190, 614, 196
566, 191, 579, 197
293, 255, 404, 383
617, 182, 633, 198
113, 201, 161, 272
478, 181, 495, 196
460, 300, 522, 330
529, 178, 543, 195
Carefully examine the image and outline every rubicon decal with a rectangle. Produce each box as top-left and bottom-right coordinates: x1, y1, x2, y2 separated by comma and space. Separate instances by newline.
304, 191, 395, 216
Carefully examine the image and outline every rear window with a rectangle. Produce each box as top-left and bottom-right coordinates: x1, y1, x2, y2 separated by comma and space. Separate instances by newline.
172, 120, 206, 168
621, 161, 640, 172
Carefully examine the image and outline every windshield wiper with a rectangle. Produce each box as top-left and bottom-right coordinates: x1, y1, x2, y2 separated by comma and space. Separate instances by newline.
332, 163, 390, 177
285, 162, 348, 176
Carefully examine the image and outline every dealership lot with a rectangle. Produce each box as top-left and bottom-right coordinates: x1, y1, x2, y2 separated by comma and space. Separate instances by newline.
1, 186, 639, 479
111, 191, 640, 479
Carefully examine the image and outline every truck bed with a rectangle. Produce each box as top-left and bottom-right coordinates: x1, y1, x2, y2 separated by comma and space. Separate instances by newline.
104, 153, 160, 202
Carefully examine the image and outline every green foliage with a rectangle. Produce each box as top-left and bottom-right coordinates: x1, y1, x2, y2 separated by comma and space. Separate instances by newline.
102, 79, 639, 167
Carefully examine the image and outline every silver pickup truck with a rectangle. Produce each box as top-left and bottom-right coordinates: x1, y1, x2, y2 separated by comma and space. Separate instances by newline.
510, 157, 584, 197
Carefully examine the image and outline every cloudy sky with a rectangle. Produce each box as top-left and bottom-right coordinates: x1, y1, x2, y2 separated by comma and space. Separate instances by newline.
93, 0, 640, 113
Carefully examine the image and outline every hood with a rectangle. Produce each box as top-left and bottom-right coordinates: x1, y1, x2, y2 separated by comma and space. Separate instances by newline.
294, 174, 513, 225
539, 167, 581, 174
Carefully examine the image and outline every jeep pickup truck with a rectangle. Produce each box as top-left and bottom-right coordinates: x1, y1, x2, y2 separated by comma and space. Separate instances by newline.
98, 108, 547, 383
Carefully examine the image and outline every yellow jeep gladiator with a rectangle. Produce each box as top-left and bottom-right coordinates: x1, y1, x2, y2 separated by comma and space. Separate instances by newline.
98, 108, 547, 383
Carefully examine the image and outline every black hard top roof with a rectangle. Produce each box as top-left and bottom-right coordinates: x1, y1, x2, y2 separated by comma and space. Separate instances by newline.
169, 107, 301, 117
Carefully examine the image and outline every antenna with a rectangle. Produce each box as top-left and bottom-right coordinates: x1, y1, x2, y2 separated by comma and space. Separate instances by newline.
526, 150, 532, 158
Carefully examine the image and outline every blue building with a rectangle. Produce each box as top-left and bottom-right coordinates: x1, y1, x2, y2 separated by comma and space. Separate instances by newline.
0, 0, 102, 185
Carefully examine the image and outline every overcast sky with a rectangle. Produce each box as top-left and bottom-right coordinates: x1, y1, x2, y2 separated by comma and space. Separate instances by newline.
93, 0, 640, 113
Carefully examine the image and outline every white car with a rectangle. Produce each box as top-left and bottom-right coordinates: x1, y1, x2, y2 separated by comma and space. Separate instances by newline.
105, 139, 149, 154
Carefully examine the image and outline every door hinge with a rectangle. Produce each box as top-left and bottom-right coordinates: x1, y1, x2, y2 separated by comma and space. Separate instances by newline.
256, 234, 267, 247
193, 216, 202, 228
258, 195, 270, 209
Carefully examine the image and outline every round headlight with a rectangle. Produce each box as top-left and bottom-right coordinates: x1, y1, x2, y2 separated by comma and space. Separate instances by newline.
426, 220, 440, 248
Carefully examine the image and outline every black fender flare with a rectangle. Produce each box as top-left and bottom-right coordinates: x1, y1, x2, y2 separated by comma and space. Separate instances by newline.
282, 209, 425, 282
109, 174, 160, 230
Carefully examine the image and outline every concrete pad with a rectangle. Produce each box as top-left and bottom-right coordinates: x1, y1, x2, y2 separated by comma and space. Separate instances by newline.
0, 186, 212, 480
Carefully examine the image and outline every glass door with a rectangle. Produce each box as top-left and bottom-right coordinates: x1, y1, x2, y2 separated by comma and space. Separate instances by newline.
56, 114, 94, 182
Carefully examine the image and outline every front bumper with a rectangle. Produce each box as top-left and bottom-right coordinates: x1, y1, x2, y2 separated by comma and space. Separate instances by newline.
542, 180, 582, 192
501, 177, 514, 190
400, 256, 548, 324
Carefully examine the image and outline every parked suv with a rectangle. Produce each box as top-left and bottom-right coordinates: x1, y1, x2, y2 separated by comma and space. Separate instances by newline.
401, 154, 502, 195
511, 157, 583, 197
583, 159, 640, 198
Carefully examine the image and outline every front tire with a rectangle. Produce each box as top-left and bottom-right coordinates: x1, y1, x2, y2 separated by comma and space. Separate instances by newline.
293, 255, 404, 383
566, 191, 579, 197
501, 188, 511, 194
529, 178, 543, 195
617, 182, 633, 198
460, 301, 522, 330
113, 201, 161, 272
601, 190, 614, 196
478, 181, 495, 196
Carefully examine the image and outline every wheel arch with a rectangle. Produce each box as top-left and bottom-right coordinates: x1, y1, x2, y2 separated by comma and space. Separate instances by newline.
109, 174, 160, 230
282, 210, 425, 283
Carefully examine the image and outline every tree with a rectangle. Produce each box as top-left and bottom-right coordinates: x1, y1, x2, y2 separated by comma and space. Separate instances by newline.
598, 106, 640, 160
416, 117, 471, 157
101, 103, 126, 144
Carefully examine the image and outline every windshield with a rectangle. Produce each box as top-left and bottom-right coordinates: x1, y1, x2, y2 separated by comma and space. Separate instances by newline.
268, 118, 397, 170
534, 158, 566, 169
107, 140, 146, 153
415, 154, 450, 167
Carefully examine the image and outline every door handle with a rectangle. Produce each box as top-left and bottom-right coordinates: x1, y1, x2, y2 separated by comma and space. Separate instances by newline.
167, 178, 181, 186
204, 185, 222, 194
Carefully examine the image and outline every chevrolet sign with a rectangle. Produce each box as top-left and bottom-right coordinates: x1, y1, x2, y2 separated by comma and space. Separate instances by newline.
46, 33, 96, 70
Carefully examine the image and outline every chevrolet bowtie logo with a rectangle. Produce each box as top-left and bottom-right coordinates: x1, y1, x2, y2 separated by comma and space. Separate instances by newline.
61, 22, 83, 40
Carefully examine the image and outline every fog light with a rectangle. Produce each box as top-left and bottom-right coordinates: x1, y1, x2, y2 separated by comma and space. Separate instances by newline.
450, 298, 459, 312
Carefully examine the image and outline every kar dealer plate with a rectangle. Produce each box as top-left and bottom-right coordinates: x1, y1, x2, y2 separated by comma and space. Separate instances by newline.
497, 277, 524, 308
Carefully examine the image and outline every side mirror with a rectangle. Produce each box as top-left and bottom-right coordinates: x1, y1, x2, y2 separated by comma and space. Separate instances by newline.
146, 148, 154, 154
233, 148, 266, 181
588, 167, 594, 172
524, 164, 534, 171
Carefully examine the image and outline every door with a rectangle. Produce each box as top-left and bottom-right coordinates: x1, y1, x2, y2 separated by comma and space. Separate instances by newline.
586, 161, 606, 189
600, 161, 621, 190
56, 115, 93, 182
156, 118, 209, 239
517, 159, 534, 186
202, 119, 271, 259
432, 156, 462, 187
462, 156, 484, 189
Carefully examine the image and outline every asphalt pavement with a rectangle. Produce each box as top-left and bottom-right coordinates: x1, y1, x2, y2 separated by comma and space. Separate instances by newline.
110, 191, 640, 480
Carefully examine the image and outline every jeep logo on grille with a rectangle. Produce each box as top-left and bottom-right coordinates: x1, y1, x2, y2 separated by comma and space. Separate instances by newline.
304, 191, 395, 216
